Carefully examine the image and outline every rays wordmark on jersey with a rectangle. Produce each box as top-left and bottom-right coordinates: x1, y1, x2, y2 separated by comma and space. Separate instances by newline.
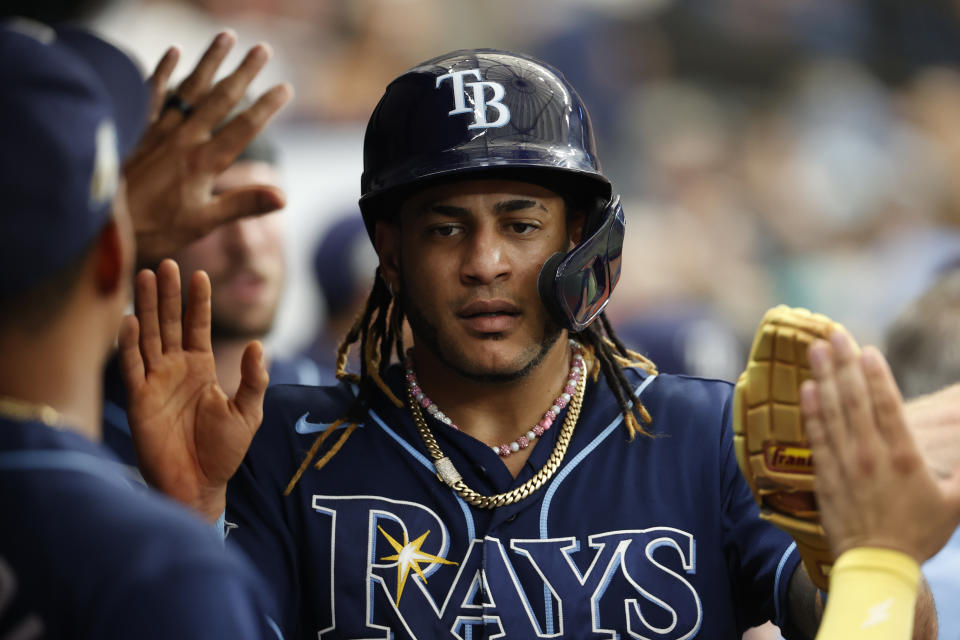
310, 494, 703, 639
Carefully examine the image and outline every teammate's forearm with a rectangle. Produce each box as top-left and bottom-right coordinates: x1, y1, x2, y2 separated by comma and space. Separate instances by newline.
815, 548, 920, 640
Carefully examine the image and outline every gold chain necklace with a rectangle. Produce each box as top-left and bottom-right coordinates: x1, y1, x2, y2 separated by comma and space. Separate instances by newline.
0, 395, 65, 429
408, 359, 587, 509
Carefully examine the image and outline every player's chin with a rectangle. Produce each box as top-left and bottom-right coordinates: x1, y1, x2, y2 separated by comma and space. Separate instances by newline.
210, 313, 275, 341
453, 358, 532, 384
454, 335, 545, 377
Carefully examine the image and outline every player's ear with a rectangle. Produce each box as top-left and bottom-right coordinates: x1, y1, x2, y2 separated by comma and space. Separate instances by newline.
93, 219, 125, 295
374, 219, 401, 292
567, 209, 586, 249
95, 181, 137, 297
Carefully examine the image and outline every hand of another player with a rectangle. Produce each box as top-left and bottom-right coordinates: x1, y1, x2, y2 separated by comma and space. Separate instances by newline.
800, 332, 960, 564
118, 260, 269, 522
124, 31, 293, 267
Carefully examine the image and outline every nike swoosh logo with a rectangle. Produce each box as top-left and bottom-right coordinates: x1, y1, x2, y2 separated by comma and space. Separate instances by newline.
294, 413, 359, 434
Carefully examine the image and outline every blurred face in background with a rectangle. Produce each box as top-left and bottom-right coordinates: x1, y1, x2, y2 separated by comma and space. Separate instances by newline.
174, 160, 286, 340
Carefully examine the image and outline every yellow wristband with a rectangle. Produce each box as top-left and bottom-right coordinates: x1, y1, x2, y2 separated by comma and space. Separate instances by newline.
816, 548, 920, 640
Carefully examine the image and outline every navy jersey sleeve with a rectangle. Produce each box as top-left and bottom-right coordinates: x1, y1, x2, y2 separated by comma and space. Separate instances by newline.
718, 387, 802, 629
95, 492, 281, 640
0, 547, 279, 640
0, 423, 282, 640
90, 555, 280, 640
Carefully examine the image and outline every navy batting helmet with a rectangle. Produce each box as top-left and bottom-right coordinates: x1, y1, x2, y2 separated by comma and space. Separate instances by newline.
359, 48, 623, 332
359, 49, 612, 227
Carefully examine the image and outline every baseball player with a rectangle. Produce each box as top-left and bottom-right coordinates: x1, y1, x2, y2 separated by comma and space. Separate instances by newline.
120, 50, 936, 638
0, 20, 290, 639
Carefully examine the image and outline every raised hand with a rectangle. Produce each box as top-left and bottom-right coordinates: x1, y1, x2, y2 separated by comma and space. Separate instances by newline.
124, 32, 294, 267
118, 259, 269, 521
800, 332, 960, 564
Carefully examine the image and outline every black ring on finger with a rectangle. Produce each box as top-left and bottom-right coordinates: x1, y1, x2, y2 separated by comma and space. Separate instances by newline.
162, 93, 194, 118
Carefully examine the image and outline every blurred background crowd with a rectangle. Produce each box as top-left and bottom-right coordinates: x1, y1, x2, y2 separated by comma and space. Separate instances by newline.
52, 0, 960, 382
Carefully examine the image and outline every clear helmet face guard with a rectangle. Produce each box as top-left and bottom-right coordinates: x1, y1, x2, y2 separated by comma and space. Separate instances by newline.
538, 195, 625, 332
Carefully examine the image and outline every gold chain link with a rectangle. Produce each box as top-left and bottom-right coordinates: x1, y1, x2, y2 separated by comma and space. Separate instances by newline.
408, 360, 587, 509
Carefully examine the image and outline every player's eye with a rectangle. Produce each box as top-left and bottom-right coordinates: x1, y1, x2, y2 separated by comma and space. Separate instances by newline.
507, 221, 538, 235
429, 224, 463, 238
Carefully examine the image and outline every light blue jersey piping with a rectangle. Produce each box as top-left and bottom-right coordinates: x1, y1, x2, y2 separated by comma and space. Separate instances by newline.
367, 409, 476, 542
0, 449, 133, 488
538, 374, 658, 634
773, 541, 798, 626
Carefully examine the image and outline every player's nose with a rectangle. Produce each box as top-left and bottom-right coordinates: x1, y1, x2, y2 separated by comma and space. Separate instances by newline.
222, 217, 263, 256
459, 223, 509, 285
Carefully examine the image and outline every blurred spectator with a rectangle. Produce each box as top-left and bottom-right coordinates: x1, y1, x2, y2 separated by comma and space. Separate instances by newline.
903, 68, 960, 229
735, 58, 960, 345
886, 265, 960, 399
605, 80, 775, 340
302, 213, 378, 380
613, 306, 743, 381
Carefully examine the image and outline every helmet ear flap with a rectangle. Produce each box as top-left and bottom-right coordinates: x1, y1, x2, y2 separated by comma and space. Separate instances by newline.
538, 251, 567, 328
574, 195, 610, 243
538, 195, 625, 332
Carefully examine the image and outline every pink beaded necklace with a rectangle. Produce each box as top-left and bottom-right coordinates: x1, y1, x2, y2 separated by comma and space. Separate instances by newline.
404, 340, 585, 457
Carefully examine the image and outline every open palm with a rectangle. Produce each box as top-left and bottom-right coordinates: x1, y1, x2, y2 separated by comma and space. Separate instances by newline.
801, 336, 960, 564
125, 32, 292, 267
119, 260, 268, 521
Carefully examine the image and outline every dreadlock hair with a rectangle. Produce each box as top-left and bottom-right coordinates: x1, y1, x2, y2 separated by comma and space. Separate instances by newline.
284, 266, 658, 495
284, 268, 403, 495
579, 313, 657, 438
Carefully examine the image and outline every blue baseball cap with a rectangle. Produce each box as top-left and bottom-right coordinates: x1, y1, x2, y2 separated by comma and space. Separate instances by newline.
0, 18, 148, 297
312, 214, 378, 315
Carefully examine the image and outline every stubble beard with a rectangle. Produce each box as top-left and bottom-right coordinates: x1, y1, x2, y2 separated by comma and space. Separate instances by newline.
399, 274, 563, 384
208, 264, 282, 342
209, 297, 278, 342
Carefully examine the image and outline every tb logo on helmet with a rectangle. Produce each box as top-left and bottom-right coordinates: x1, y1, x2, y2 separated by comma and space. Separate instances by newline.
435, 69, 510, 130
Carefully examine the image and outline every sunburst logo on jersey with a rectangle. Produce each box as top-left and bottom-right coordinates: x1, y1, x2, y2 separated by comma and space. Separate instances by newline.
378, 525, 458, 606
